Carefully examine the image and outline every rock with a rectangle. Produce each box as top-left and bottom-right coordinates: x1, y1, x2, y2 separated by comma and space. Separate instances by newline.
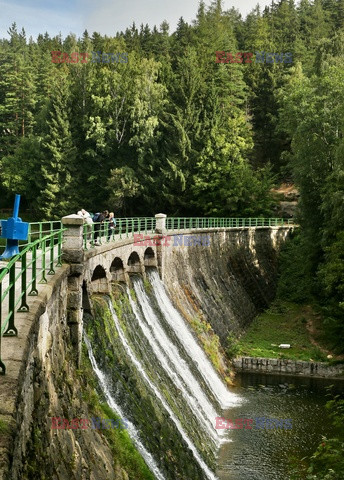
275, 201, 298, 218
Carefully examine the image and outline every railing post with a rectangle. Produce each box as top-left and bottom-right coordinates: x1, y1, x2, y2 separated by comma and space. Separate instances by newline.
48, 235, 55, 275
155, 213, 167, 281
0, 280, 5, 374
40, 238, 47, 284
3, 263, 18, 336
119, 219, 122, 239
18, 252, 29, 311
155, 213, 167, 234
62, 215, 84, 264
29, 244, 38, 295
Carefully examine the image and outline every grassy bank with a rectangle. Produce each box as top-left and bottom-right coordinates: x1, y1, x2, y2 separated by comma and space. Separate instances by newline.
231, 301, 338, 362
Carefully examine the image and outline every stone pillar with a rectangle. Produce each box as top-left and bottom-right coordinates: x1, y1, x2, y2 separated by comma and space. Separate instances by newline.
61, 215, 85, 366
155, 213, 167, 281
62, 215, 84, 263
155, 213, 167, 234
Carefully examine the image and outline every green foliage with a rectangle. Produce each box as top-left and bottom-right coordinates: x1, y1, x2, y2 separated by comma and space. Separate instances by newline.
0, 4, 276, 218
277, 230, 313, 302
97, 402, 155, 480
277, 57, 344, 352
235, 301, 328, 361
292, 391, 344, 479
189, 314, 226, 374
0, 418, 9, 434
226, 332, 240, 359
142, 279, 152, 294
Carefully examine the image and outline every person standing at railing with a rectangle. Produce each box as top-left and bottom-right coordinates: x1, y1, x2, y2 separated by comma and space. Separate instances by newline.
93, 210, 108, 245
77, 209, 93, 240
107, 212, 116, 240
77, 209, 92, 223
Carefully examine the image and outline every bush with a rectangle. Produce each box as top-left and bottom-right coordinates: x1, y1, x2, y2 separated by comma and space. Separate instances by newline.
226, 332, 240, 359
277, 230, 314, 303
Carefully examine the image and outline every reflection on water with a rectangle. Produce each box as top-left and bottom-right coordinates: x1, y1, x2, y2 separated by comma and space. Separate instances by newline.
217, 372, 344, 480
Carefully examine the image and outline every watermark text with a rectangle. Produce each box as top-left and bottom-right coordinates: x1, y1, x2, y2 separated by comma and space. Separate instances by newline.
215, 416, 293, 430
215, 51, 293, 64
133, 233, 210, 247
51, 417, 128, 430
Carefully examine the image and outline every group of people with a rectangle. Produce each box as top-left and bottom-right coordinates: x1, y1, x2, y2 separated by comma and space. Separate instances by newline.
77, 209, 117, 244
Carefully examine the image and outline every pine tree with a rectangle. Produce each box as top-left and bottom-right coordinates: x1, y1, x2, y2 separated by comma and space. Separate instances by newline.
38, 70, 77, 219
0, 24, 36, 152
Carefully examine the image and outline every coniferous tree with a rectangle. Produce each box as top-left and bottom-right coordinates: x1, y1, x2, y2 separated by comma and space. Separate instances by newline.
38, 70, 77, 219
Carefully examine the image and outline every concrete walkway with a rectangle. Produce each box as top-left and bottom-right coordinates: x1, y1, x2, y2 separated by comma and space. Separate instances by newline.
0, 253, 68, 479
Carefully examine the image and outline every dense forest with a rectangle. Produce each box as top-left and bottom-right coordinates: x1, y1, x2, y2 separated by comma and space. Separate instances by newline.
1, 0, 342, 344
0, 1, 343, 477
0, 0, 343, 334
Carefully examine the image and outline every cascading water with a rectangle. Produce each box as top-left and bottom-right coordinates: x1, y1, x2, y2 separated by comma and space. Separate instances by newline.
107, 300, 218, 480
129, 281, 221, 445
147, 269, 239, 409
84, 334, 166, 480
84, 268, 241, 479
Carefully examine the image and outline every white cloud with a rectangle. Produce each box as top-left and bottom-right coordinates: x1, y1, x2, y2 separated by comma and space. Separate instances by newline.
0, 0, 272, 39
81, 0, 270, 35
0, 0, 81, 39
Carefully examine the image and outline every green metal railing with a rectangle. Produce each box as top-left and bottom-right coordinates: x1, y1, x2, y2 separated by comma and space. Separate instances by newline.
0, 226, 64, 375
0, 221, 62, 254
27, 221, 62, 244
0, 216, 295, 374
166, 217, 294, 230
83, 217, 156, 249
82, 217, 294, 249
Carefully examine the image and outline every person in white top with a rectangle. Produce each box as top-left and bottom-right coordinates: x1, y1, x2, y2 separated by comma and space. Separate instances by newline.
77, 209, 93, 241
77, 209, 93, 224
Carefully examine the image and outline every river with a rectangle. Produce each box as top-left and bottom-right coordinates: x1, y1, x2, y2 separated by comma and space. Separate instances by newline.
217, 372, 344, 479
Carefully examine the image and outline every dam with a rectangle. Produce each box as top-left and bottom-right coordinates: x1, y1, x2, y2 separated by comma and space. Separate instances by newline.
0, 215, 305, 479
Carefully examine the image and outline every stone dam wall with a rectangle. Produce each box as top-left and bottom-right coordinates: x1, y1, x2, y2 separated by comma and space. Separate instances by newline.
233, 356, 344, 378
161, 227, 290, 345
0, 224, 292, 479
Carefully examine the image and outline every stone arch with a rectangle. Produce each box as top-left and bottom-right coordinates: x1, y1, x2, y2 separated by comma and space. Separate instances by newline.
91, 265, 106, 281
127, 251, 142, 274
144, 247, 157, 268
110, 257, 125, 282
91, 265, 109, 293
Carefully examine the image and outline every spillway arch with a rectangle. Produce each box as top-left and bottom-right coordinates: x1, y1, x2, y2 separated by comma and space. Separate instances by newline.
87, 247, 158, 294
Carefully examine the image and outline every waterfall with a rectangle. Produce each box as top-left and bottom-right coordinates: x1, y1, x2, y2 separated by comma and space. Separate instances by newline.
106, 300, 218, 480
148, 269, 240, 409
129, 280, 224, 445
84, 334, 166, 480
84, 268, 242, 479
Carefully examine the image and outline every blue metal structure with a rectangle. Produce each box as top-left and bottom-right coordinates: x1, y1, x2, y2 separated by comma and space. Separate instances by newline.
0, 194, 29, 259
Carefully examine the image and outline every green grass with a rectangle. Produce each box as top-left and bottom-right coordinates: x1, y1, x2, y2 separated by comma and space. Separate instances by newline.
235, 301, 329, 362
97, 402, 155, 480
0, 418, 9, 434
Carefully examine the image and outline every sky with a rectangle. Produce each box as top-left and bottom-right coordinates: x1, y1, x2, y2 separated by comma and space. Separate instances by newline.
0, 0, 272, 40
